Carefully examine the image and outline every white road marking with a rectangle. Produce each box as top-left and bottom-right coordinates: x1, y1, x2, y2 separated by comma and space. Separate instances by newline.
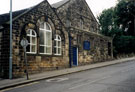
69, 76, 111, 90
0, 82, 39, 92
46, 78, 69, 82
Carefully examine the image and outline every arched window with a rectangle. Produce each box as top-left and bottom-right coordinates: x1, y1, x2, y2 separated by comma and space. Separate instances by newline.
26, 29, 37, 54
54, 35, 61, 55
39, 22, 52, 55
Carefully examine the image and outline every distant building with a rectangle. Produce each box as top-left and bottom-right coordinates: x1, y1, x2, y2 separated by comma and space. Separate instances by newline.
0, 0, 113, 78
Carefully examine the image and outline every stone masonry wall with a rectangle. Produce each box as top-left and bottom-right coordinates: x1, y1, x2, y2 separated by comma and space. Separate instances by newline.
0, 30, 2, 77
55, 0, 113, 65
11, 1, 69, 78
56, 0, 99, 33
0, 31, 2, 57
0, 27, 10, 78
0, 0, 113, 78
69, 27, 112, 66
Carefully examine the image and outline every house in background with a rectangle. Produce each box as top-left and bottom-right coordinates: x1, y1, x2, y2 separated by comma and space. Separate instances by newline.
0, 0, 113, 78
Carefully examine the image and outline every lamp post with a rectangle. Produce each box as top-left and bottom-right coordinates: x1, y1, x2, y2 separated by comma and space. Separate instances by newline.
9, 0, 13, 79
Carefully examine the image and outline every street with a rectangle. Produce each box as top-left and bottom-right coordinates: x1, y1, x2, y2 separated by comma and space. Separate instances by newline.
1, 60, 135, 92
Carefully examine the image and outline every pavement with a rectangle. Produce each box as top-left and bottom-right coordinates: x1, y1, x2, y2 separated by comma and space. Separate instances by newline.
0, 57, 135, 90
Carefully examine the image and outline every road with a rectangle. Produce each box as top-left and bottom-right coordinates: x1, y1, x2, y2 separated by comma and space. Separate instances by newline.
1, 60, 135, 92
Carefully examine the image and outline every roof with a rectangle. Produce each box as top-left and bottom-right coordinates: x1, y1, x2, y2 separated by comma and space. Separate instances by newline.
51, 0, 69, 8
0, 0, 72, 25
0, 0, 46, 25
0, 9, 29, 25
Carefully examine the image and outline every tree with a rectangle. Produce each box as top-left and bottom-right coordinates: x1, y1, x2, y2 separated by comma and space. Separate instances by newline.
98, 7, 123, 37
114, 0, 135, 35
97, 8, 115, 36
98, 0, 135, 56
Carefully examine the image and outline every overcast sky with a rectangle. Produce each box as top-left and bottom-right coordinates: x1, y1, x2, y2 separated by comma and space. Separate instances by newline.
0, 0, 117, 17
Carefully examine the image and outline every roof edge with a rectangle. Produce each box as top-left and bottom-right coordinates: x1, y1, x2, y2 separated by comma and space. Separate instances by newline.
6, 0, 47, 24
51, 0, 70, 9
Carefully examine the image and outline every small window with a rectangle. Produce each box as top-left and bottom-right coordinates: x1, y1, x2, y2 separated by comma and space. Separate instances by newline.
26, 29, 37, 54
39, 22, 52, 55
54, 35, 62, 55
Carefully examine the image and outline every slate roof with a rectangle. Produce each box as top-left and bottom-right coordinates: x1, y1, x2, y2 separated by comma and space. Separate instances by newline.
0, 0, 69, 26
0, 9, 29, 25
51, 0, 69, 8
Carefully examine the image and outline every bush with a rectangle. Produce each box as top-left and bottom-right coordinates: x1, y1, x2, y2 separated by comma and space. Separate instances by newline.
113, 36, 135, 55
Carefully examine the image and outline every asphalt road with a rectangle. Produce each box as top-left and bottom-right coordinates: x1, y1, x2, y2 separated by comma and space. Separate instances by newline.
1, 60, 135, 92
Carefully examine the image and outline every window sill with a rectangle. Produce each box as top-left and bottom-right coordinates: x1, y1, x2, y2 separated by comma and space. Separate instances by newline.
39, 53, 52, 55
26, 52, 37, 54
54, 54, 61, 56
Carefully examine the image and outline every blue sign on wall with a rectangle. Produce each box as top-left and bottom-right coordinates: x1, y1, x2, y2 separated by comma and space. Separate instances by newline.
83, 41, 90, 50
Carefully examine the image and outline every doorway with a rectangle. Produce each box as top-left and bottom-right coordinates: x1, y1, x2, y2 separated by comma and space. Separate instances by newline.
72, 47, 78, 66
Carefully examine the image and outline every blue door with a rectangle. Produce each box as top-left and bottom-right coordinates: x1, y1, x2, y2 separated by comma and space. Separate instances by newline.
72, 47, 78, 66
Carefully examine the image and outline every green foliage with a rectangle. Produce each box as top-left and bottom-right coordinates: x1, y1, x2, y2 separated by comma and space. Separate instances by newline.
115, 0, 135, 35
114, 36, 135, 54
98, 0, 135, 56
97, 8, 115, 36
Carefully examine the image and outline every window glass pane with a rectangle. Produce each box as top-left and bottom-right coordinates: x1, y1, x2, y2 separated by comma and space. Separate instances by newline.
46, 23, 50, 30
58, 36, 61, 40
55, 35, 57, 40
58, 48, 61, 54
26, 29, 37, 54
54, 47, 57, 54
27, 37, 30, 44
46, 32, 51, 45
54, 40, 56, 46
40, 23, 44, 29
32, 37, 36, 44
31, 45, 36, 52
32, 30, 35, 36
58, 41, 61, 47
46, 47, 51, 54
26, 45, 30, 52
40, 46, 44, 53
39, 30, 44, 45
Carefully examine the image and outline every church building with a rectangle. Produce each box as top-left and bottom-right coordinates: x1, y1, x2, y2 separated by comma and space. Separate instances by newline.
0, 0, 113, 78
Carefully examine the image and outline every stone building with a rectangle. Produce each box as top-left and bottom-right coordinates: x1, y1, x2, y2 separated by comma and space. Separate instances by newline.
0, 0, 113, 78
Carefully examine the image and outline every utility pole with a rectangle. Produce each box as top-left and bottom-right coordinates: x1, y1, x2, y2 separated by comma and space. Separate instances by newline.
9, 0, 13, 79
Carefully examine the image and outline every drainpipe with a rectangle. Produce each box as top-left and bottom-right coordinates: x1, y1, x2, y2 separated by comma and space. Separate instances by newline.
9, 0, 13, 79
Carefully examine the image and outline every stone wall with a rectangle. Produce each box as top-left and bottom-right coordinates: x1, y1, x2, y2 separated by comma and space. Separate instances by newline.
0, 30, 2, 77
0, 31, 2, 56
0, 28, 10, 78
0, 0, 113, 78
55, 0, 113, 65
56, 0, 99, 33
69, 27, 112, 66
10, 1, 69, 78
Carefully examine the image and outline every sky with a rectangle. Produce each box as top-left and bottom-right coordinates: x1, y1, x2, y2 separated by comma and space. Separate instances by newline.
0, 0, 117, 17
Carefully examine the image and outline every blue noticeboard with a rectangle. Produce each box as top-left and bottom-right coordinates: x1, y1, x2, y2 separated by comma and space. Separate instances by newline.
83, 41, 90, 50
